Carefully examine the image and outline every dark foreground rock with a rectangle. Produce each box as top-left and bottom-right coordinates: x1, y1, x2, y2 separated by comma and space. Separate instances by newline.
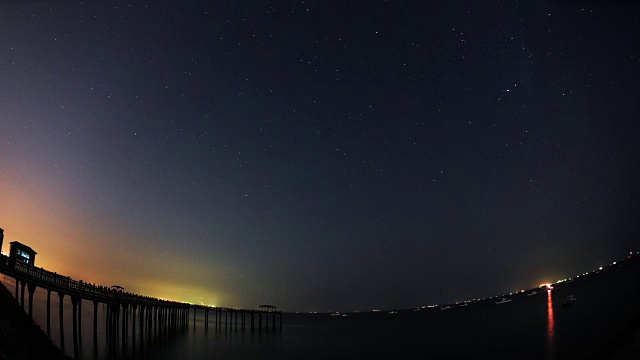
0, 282, 71, 360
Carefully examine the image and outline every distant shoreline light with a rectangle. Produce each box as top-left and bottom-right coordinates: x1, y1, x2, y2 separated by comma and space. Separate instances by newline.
407, 250, 639, 314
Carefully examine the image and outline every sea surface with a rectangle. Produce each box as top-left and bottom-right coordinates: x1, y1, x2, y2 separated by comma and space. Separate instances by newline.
1, 258, 638, 360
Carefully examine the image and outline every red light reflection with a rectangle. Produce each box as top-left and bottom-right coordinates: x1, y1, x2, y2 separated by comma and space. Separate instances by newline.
546, 289, 555, 355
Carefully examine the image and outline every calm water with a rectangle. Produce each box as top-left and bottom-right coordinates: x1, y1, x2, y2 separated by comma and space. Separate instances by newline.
2, 259, 638, 360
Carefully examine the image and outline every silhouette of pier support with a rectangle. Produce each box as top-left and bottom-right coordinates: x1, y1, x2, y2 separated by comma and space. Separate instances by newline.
58, 292, 65, 349
131, 304, 137, 346
46, 289, 51, 337
27, 282, 36, 318
121, 303, 128, 346
71, 296, 81, 358
139, 304, 145, 341
20, 279, 26, 310
77, 296, 82, 342
93, 301, 99, 346
190, 308, 283, 332
106, 303, 120, 351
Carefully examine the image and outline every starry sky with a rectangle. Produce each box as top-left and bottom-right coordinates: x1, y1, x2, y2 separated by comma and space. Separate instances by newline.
0, 1, 638, 312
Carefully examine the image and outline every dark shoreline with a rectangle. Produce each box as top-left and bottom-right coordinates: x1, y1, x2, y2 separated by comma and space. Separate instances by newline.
0, 282, 71, 360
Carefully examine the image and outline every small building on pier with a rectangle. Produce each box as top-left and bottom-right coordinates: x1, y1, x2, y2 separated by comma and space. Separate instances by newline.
9, 241, 37, 267
259, 305, 276, 312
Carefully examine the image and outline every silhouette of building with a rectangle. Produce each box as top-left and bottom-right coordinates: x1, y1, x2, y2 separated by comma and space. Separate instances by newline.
9, 241, 37, 267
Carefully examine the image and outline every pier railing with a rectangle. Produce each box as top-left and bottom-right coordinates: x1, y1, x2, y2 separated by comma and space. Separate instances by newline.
0, 254, 200, 308
12, 260, 173, 303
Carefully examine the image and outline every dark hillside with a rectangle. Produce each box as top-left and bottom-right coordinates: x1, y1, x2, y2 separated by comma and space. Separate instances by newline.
0, 282, 70, 360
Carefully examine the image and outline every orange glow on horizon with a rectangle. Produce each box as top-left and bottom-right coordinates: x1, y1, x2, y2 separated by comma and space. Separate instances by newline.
0, 169, 238, 308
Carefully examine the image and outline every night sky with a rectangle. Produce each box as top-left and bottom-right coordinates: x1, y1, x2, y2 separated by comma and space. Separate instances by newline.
1, 1, 638, 313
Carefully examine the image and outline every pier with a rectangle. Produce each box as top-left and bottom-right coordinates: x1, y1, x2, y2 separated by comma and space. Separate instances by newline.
0, 228, 283, 359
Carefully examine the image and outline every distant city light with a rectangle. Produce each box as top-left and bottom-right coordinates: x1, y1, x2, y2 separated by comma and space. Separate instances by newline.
384, 250, 636, 312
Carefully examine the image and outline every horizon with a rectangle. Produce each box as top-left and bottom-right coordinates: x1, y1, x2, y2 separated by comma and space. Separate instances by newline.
1, 229, 637, 314
1, 1, 638, 313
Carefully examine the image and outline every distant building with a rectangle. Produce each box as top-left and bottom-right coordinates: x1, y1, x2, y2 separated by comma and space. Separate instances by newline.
9, 241, 37, 267
0, 228, 4, 255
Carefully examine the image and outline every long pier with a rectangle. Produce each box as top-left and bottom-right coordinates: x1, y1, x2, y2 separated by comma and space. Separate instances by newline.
0, 229, 282, 359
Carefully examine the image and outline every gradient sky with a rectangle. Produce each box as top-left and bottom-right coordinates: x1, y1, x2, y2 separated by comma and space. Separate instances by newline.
0, 1, 638, 312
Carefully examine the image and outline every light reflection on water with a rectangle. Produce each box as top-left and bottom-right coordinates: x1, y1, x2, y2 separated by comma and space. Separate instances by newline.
546, 290, 555, 358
